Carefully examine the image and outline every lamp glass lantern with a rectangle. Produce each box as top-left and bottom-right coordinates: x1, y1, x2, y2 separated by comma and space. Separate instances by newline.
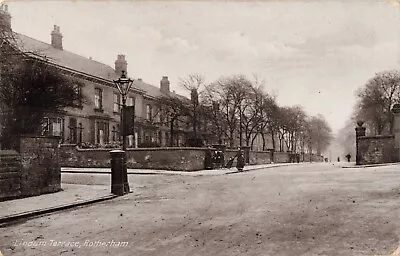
114, 71, 134, 100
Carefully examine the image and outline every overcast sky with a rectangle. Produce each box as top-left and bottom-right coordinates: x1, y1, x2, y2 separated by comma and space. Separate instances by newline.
5, 0, 400, 132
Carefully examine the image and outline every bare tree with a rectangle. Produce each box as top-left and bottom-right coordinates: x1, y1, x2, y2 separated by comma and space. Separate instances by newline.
154, 95, 190, 147
355, 70, 400, 135
274, 106, 307, 152
178, 73, 207, 146
204, 75, 252, 148
304, 115, 333, 155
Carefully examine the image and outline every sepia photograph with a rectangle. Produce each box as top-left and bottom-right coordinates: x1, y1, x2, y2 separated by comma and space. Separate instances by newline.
0, 0, 400, 255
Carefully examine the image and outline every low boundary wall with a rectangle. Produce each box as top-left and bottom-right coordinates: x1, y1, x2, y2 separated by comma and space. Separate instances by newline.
60, 145, 324, 171
60, 145, 207, 171
358, 135, 398, 165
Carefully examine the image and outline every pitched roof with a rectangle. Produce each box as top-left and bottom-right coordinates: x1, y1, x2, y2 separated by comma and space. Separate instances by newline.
13, 32, 172, 99
15, 33, 117, 81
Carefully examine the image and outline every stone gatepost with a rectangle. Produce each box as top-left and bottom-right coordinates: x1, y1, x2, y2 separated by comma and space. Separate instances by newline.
355, 121, 366, 165
18, 136, 62, 196
391, 103, 400, 161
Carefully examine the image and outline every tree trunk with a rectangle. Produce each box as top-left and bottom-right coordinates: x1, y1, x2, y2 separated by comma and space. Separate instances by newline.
169, 119, 174, 147
271, 129, 276, 152
250, 132, 258, 150
193, 106, 197, 139
261, 132, 266, 151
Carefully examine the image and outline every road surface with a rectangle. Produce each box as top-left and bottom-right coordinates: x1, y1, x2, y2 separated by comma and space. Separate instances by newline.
1, 163, 400, 256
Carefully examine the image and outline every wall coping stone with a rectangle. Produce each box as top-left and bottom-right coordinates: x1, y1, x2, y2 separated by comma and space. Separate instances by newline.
20, 135, 61, 139
359, 135, 395, 140
0, 150, 19, 156
62, 146, 212, 152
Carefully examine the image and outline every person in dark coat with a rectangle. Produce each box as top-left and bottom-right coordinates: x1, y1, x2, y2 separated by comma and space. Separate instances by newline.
236, 148, 245, 172
345, 154, 351, 162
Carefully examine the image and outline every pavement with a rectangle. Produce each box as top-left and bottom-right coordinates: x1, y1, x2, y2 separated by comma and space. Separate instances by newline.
0, 162, 299, 225
341, 162, 400, 168
0, 184, 116, 226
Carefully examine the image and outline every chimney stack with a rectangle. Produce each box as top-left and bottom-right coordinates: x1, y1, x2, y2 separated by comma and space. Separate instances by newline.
115, 54, 128, 76
51, 25, 63, 50
160, 76, 170, 94
0, 4, 12, 31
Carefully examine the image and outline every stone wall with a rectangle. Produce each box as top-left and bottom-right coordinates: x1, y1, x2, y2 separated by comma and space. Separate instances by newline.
60, 146, 276, 171
0, 136, 61, 200
0, 150, 21, 200
273, 151, 290, 163
18, 136, 62, 196
251, 151, 272, 164
358, 135, 398, 165
60, 145, 326, 171
60, 145, 207, 171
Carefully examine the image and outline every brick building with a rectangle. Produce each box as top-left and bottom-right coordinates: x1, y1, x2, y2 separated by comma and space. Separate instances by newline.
0, 4, 190, 148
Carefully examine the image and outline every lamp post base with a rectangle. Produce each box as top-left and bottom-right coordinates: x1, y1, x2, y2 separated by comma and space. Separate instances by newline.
123, 153, 130, 194
110, 150, 125, 196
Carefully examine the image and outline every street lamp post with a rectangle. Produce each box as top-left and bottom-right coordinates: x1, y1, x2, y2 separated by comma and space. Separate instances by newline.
113, 70, 134, 194
300, 131, 305, 162
239, 103, 242, 148
355, 120, 366, 165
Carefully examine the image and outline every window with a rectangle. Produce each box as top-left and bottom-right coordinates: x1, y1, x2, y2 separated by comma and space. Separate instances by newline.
127, 96, 135, 107
41, 117, 63, 138
96, 121, 109, 145
144, 133, 150, 143
128, 135, 134, 147
113, 93, 120, 113
52, 118, 62, 136
159, 108, 164, 125
69, 118, 77, 144
112, 126, 116, 141
146, 105, 152, 121
41, 117, 50, 135
74, 85, 83, 107
111, 125, 120, 142
94, 88, 103, 109
78, 123, 83, 144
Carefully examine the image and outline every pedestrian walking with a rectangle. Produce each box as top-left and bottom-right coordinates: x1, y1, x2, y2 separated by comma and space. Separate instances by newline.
236, 148, 245, 172
345, 154, 351, 162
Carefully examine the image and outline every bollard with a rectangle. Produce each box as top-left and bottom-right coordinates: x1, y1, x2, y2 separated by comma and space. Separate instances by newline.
110, 150, 125, 196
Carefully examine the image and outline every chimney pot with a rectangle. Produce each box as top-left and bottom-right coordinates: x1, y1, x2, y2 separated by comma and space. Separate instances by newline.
115, 54, 128, 76
51, 25, 63, 50
160, 76, 170, 94
0, 4, 12, 30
